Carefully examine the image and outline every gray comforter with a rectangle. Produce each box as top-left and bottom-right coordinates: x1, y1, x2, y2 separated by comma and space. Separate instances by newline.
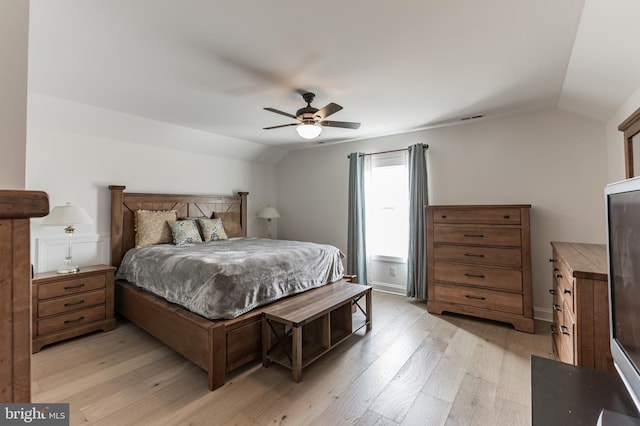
115, 237, 344, 319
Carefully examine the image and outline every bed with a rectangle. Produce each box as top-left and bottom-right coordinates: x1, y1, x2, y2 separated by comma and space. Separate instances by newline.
109, 185, 348, 390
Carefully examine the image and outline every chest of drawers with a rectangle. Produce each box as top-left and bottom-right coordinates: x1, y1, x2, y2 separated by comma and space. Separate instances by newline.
550, 242, 614, 372
426, 204, 534, 333
32, 265, 116, 352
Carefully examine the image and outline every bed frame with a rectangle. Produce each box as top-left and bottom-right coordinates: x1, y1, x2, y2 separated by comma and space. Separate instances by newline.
109, 185, 268, 390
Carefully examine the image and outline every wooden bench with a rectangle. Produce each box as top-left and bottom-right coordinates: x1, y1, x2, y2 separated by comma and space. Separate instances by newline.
262, 281, 372, 382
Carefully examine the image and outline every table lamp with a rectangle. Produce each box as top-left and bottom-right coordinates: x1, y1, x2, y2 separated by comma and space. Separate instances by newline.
41, 202, 93, 273
257, 205, 280, 238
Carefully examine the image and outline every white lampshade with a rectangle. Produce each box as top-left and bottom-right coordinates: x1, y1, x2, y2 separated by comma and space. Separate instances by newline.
258, 206, 280, 220
42, 202, 93, 226
296, 123, 322, 139
41, 202, 93, 274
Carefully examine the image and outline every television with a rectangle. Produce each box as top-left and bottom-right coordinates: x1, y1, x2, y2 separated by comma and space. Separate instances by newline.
605, 176, 640, 422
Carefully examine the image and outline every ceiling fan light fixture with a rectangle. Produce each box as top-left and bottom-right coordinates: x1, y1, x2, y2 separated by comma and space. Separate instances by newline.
264, 92, 359, 139
296, 123, 322, 139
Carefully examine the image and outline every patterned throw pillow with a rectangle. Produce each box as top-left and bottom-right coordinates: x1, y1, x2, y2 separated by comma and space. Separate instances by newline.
197, 217, 228, 241
169, 219, 203, 245
135, 210, 177, 247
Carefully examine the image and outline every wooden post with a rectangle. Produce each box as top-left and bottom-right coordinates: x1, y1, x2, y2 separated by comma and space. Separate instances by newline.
0, 190, 49, 402
292, 325, 303, 382
109, 185, 125, 267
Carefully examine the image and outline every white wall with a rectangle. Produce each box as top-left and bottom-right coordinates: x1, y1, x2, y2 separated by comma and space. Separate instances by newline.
606, 85, 640, 183
26, 95, 278, 271
276, 108, 608, 320
0, 1, 29, 189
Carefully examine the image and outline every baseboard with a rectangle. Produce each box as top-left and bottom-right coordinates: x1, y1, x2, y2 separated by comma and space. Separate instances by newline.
368, 280, 405, 295
368, 281, 555, 324
534, 306, 552, 323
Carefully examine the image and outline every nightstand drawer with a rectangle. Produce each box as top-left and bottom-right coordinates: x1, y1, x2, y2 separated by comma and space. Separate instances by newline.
37, 305, 106, 336
38, 274, 106, 299
38, 289, 106, 317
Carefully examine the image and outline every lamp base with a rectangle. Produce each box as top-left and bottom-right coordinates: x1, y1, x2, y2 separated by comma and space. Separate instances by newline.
56, 258, 80, 274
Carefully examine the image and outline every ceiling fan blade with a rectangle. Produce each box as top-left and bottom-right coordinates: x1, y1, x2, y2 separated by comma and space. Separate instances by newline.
314, 103, 343, 120
319, 120, 361, 129
263, 123, 299, 130
264, 107, 297, 119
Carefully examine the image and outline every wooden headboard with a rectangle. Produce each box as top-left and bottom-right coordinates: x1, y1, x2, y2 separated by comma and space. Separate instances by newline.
109, 185, 248, 267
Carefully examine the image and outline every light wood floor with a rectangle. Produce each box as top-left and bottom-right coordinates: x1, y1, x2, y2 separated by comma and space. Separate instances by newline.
32, 291, 553, 425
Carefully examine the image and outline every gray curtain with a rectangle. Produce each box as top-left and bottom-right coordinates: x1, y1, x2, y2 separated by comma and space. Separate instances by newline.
347, 153, 368, 285
406, 143, 428, 299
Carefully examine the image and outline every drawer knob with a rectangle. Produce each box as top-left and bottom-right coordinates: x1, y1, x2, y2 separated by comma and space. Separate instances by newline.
464, 253, 485, 258
555, 274, 563, 279
549, 289, 557, 295
64, 300, 85, 307
64, 316, 85, 324
553, 304, 562, 312
563, 289, 572, 295
550, 324, 558, 335
464, 295, 486, 301
64, 283, 85, 290
503, 215, 510, 219
441, 215, 447, 219
464, 273, 486, 279
560, 325, 570, 336
463, 233, 485, 238
549, 258, 557, 263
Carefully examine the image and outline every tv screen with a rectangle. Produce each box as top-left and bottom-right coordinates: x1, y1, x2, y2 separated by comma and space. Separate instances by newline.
607, 177, 640, 412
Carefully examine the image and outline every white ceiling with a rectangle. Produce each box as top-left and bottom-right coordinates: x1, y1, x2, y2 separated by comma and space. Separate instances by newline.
27, 0, 640, 150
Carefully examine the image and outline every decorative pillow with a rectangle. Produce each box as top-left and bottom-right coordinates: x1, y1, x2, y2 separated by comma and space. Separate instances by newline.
169, 219, 203, 245
213, 212, 242, 237
135, 210, 177, 247
197, 217, 228, 241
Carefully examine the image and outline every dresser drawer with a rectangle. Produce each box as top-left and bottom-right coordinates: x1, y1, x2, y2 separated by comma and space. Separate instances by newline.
434, 283, 523, 315
432, 207, 521, 224
434, 226, 521, 247
434, 262, 522, 292
551, 324, 561, 359
37, 289, 106, 317
557, 329, 574, 365
434, 245, 522, 267
552, 296, 575, 364
554, 261, 575, 313
559, 300, 575, 364
38, 274, 106, 299
37, 305, 106, 336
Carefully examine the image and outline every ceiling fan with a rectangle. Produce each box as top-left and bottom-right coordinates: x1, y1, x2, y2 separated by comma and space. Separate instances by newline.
263, 92, 361, 139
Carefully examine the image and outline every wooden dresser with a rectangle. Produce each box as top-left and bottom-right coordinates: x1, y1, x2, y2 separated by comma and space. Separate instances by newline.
0, 190, 49, 403
32, 264, 116, 352
550, 241, 614, 372
426, 204, 534, 333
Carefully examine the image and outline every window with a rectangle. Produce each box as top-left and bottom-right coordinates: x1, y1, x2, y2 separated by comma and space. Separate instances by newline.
364, 151, 409, 260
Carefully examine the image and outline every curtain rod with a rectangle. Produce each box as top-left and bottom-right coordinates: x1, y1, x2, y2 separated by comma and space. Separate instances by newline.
347, 144, 429, 158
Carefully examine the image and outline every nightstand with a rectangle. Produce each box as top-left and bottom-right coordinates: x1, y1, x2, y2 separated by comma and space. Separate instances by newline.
32, 264, 116, 352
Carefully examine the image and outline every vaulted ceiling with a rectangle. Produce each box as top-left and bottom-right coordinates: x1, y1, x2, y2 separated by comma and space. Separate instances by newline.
28, 0, 640, 150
